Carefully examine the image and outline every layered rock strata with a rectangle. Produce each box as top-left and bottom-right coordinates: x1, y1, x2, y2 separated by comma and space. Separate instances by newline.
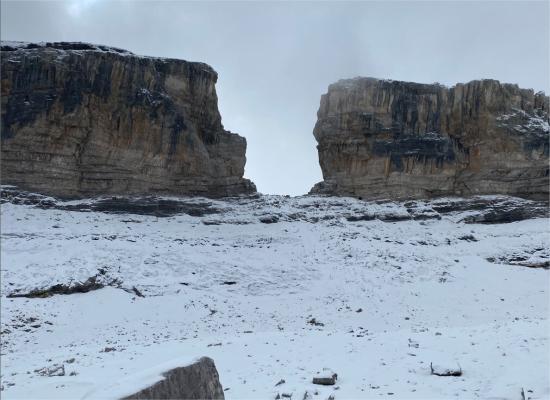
1, 41, 255, 198
311, 77, 549, 200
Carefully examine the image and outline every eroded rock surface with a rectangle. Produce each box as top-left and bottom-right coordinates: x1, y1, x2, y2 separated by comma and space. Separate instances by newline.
311, 77, 549, 200
1, 41, 255, 198
121, 357, 225, 400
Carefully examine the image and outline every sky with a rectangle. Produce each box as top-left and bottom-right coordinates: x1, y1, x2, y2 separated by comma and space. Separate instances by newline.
1, 0, 549, 195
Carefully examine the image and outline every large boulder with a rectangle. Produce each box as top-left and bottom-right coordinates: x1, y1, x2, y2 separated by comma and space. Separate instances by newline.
121, 357, 225, 400
310, 77, 549, 200
1, 41, 255, 198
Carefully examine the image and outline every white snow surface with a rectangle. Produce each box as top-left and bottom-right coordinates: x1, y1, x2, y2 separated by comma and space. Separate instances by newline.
1, 195, 549, 399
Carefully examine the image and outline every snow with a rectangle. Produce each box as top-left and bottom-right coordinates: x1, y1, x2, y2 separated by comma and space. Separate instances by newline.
496, 108, 550, 134
0, 41, 214, 72
0, 41, 133, 56
0, 41, 31, 49
1, 195, 548, 399
332, 77, 452, 91
526, 115, 550, 133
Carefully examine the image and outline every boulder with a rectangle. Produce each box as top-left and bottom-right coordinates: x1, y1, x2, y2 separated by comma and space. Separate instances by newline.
311, 77, 549, 200
121, 357, 224, 400
1, 41, 255, 198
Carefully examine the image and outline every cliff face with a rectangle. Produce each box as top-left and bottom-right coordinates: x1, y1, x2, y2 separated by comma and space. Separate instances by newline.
1, 41, 255, 198
311, 77, 549, 200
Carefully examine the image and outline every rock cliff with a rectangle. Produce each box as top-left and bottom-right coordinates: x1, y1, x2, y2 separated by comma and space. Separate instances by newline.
311, 77, 549, 200
1, 41, 255, 198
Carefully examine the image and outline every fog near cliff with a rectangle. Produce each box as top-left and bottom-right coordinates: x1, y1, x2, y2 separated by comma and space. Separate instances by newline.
2, 1, 548, 195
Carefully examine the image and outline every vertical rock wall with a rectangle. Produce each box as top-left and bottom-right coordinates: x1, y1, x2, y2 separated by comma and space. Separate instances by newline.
311, 77, 549, 200
1, 41, 256, 198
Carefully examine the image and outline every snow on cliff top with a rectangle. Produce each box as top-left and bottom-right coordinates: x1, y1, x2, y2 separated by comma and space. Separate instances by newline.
1, 41, 134, 55
0, 41, 216, 74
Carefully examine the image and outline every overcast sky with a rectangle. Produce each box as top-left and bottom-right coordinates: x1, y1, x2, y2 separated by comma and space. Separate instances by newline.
2, 1, 549, 195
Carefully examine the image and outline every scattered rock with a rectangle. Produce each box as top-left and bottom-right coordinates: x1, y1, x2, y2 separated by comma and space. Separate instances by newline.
458, 234, 478, 242
7, 274, 120, 298
260, 215, 279, 224
430, 362, 462, 377
35, 364, 65, 377
487, 248, 550, 269
313, 372, 338, 385
131, 286, 145, 298
346, 214, 375, 222
307, 318, 325, 327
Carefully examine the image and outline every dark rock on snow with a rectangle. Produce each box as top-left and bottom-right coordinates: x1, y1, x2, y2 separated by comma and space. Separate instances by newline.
121, 357, 224, 400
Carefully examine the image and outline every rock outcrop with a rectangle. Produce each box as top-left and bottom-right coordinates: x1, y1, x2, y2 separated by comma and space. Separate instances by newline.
311, 77, 549, 200
1, 41, 255, 198
121, 357, 225, 400
4, 185, 547, 223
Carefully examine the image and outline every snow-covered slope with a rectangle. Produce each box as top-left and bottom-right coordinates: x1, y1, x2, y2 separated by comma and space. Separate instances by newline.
1, 192, 548, 399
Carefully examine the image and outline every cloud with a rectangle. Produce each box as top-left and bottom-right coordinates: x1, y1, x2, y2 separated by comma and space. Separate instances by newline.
67, 0, 101, 17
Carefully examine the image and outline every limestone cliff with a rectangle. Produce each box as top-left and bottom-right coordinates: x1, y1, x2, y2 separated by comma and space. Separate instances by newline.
1, 41, 255, 198
311, 77, 549, 200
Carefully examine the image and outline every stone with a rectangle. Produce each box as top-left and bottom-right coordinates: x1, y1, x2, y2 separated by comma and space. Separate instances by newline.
259, 215, 280, 224
487, 246, 549, 269
1, 41, 255, 198
310, 77, 549, 200
6, 274, 118, 298
121, 357, 224, 400
430, 362, 462, 377
312, 372, 337, 385
34, 364, 65, 377
312, 376, 336, 385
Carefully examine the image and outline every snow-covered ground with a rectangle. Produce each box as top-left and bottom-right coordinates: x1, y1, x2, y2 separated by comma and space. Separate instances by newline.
1, 194, 549, 399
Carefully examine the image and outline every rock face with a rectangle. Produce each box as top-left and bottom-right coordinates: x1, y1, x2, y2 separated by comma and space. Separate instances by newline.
311, 77, 549, 200
1, 41, 255, 198
121, 357, 225, 400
